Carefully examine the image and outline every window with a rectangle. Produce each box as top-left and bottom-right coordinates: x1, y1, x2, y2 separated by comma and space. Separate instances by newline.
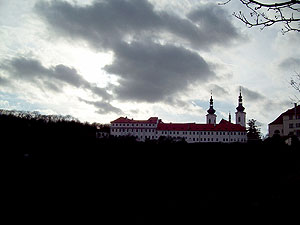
289, 123, 294, 128
238, 117, 241, 122
289, 115, 293, 120
208, 132, 210, 135
208, 138, 210, 141
296, 123, 300, 128
204, 132, 206, 135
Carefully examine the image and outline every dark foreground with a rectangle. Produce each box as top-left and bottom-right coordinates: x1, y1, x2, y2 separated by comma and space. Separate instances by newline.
3, 139, 299, 225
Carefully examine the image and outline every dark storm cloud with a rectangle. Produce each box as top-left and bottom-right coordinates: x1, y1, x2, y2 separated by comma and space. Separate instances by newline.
1, 57, 111, 100
104, 41, 214, 102
279, 57, 300, 70
187, 3, 241, 47
79, 98, 123, 115
35, 0, 240, 50
35, 0, 160, 50
240, 86, 265, 102
35, 0, 241, 103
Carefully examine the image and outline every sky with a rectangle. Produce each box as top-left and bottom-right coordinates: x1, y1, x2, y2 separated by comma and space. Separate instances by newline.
0, 0, 299, 136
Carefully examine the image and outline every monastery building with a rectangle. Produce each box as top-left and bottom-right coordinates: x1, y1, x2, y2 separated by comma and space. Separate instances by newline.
110, 91, 247, 143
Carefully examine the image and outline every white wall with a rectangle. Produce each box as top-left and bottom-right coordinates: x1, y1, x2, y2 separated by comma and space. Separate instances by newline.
111, 122, 247, 143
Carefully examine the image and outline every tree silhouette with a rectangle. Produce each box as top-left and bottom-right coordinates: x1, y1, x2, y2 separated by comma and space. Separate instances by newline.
221, 0, 300, 33
247, 119, 262, 143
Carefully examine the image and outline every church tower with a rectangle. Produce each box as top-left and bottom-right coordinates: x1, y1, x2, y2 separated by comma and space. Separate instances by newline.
235, 88, 246, 127
206, 94, 217, 125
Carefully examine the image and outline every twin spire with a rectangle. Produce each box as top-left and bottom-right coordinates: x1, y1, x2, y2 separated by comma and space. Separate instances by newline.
207, 88, 245, 123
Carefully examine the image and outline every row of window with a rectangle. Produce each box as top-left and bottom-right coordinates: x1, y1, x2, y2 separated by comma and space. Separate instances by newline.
113, 123, 156, 127
288, 115, 300, 120
289, 123, 300, 128
113, 134, 246, 142
111, 128, 156, 133
159, 131, 246, 136
112, 129, 246, 136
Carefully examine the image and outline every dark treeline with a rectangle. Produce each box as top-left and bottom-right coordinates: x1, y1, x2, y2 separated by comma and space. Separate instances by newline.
2, 109, 300, 224
0, 109, 96, 148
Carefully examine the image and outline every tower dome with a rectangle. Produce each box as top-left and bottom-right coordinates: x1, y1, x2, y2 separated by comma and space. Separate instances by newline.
235, 88, 246, 127
207, 95, 216, 114
206, 93, 217, 125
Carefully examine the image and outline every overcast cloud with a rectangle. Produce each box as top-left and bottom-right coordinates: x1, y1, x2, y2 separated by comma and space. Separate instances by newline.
79, 98, 123, 115
104, 41, 214, 102
279, 57, 300, 71
35, 0, 241, 50
239, 86, 265, 102
1, 56, 111, 100
34, 0, 241, 103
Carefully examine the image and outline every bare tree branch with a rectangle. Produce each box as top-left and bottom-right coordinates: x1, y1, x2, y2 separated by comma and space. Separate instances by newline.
221, 0, 300, 33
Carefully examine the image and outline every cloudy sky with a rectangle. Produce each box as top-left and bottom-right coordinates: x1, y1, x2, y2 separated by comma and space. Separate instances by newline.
0, 0, 299, 135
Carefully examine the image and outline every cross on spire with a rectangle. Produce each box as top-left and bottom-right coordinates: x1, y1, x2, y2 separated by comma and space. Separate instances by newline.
207, 92, 216, 114
236, 87, 245, 112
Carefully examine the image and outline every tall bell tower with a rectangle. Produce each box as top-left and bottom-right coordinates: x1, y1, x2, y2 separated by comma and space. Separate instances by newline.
206, 93, 217, 126
235, 88, 246, 127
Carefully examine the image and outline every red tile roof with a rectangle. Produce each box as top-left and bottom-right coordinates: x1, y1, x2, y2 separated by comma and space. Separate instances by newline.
111, 117, 159, 124
269, 105, 300, 125
157, 119, 246, 131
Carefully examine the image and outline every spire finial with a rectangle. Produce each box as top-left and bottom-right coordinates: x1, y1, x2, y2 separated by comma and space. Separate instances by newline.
207, 92, 216, 114
236, 87, 245, 112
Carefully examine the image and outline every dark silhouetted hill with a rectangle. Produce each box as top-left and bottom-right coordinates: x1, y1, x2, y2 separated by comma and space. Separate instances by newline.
2, 109, 300, 224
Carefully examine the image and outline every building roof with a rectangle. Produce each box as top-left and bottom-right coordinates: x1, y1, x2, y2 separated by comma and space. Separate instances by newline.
269, 105, 300, 125
157, 119, 246, 132
111, 117, 159, 124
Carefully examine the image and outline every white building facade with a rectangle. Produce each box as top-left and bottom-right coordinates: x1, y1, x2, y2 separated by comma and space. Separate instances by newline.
110, 93, 247, 143
269, 104, 300, 138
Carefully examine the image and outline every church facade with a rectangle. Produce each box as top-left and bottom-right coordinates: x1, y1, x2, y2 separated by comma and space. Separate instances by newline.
110, 92, 247, 143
